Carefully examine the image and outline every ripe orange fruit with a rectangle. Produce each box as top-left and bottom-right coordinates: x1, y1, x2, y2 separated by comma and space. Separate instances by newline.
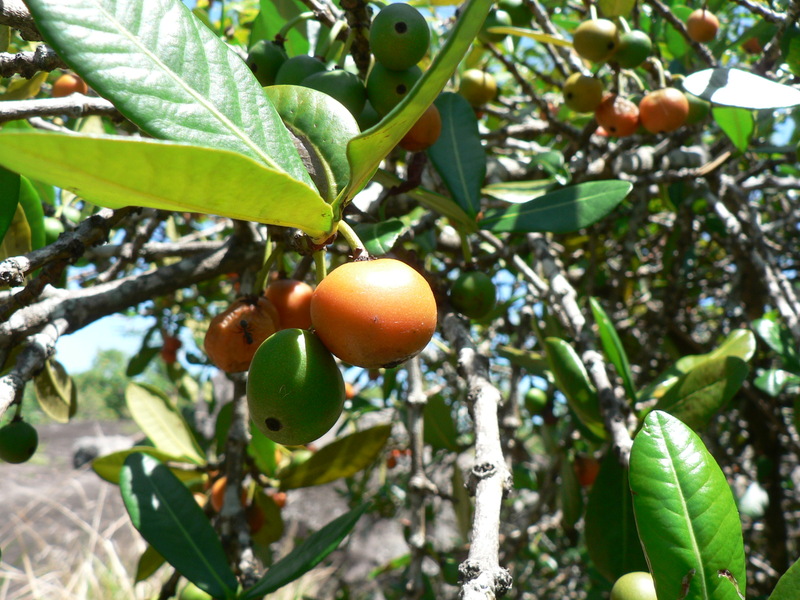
686, 9, 719, 43
310, 258, 438, 369
265, 279, 314, 330
204, 296, 280, 372
344, 381, 356, 399
209, 476, 247, 512
52, 73, 88, 97
574, 455, 601, 487
399, 103, 442, 152
270, 490, 288, 508
638, 88, 689, 134
595, 94, 639, 137
161, 335, 182, 364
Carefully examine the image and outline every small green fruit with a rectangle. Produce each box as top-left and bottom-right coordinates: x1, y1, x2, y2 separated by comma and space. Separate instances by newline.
44, 216, 65, 245
479, 9, 512, 44
247, 329, 345, 446
246, 39, 288, 86
572, 19, 619, 63
274, 55, 325, 86
178, 582, 213, 600
357, 100, 382, 131
524, 387, 548, 416
458, 69, 497, 107
0, 420, 38, 464
301, 69, 366, 117
614, 30, 652, 68
450, 271, 496, 319
370, 3, 430, 71
685, 92, 710, 124
498, 0, 530, 27
562, 73, 603, 113
610, 572, 657, 600
366, 63, 422, 115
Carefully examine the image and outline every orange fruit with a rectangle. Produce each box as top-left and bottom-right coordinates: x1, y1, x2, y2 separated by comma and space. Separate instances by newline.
204, 296, 280, 372
638, 88, 689, 134
265, 279, 314, 330
52, 73, 88, 97
399, 103, 442, 152
595, 94, 639, 137
686, 9, 719, 43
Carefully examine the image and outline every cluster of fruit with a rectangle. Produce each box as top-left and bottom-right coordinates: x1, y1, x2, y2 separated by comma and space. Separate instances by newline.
563, 9, 717, 137
203, 259, 437, 447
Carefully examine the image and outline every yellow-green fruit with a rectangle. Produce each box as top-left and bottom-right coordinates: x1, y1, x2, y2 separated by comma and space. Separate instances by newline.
562, 73, 603, 113
572, 19, 619, 63
247, 329, 345, 446
610, 572, 657, 600
524, 387, 548, 416
458, 69, 497, 107
0, 420, 38, 464
179, 582, 213, 600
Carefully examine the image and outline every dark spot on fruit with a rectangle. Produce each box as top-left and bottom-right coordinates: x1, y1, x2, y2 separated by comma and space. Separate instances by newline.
396, 84, 407, 94
249, 62, 258, 73
265, 417, 282, 431
395, 21, 408, 34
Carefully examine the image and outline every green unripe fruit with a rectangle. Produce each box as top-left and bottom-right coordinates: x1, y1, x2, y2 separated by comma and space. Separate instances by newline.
366, 63, 422, 115
247, 329, 345, 446
274, 55, 325, 86
178, 582, 213, 600
498, 0, 530, 27
685, 92, 710, 124
614, 30, 652, 68
562, 73, 603, 113
450, 271, 496, 319
300, 70, 366, 117
610, 572, 657, 600
44, 216, 65, 245
524, 387, 548, 416
572, 19, 619, 63
479, 9, 512, 44
357, 100, 381, 131
61, 206, 82, 224
370, 3, 430, 71
246, 40, 288, 86
458, 69, 497, 107
0, 420, 38, 464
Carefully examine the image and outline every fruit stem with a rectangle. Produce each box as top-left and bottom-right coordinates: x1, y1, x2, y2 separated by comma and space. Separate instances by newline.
460, 233, 474, 264
651, 56, 667, 89
317, 19, 347, 64
335, 29, 357, 69
254, 234, 280, 293
313, 250, 328, 283
336, 219, 368, 257
617, 16, 631, 34
277, 11, 316, 42
589, 4, 598, 21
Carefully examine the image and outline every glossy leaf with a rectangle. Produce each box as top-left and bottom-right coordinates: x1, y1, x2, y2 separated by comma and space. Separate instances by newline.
0, 166, 21, 244
589, 297, 636, 402
423, 394, 461, 452
0, 132, 334, 242
242, 503, 369, 599
770, 557, 800, 600
93, 446, 201, 485
630, 411, 746, 600
684, 68, 800, 109
17, 177, 44, 251
279, 424, 391, 490
559, 456, 583, 532
544, 337, 607, 440
134, 544, 165, 583
353, 219, 407, 256
25, 0, 312, 185
125, 382, 205, 464
482, 179, 554, 204
530, 150, 570, 185
121, 453, 238, 599
126, 344, 161, 377
265, 85, 360, 203
752, 318, 800, 369
585, 451, 648, 583
0, 204, 31, 261
251, 0, 309, 57
248, 422, 280, 478
713, 107, 754, 153
479, 180, 632, 234
33, 359, 77, 423
485, 26, 570, 47
754, 368, 800, 397
342, 0, 494, 209
427, 92, 485, 219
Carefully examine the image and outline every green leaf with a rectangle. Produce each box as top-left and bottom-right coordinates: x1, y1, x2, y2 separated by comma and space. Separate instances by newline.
482, 179, 555, 204
341, 0, 494, 209
770, 557, 800, 600
0, 203, 32, 261
251, 0, 310, 57
17, 177, 44, 251
559, 455, 583, 532
251, 489, 285, 546
713, 107, 754, 153
752, 318, 800, 370
585, 451, 648, 583
597, 0, 636, 17
754, 368, 800, 397
423, 394, 460, 452
530, 150, 570, 185
544, 338, 607, 440
125, 382, 205, 464
684, 68, 800, 109
630, 411, 746, 600
496, 346, 548, 375
664, 5, 692, 59
248, 422, 280, 478
126, 346, 161, 378
589, 297, 636, 402
121, 453, 238, 599
25, 0, 312, 185
0, 166, 21, 244
265, 85, 360, 203
278, 425, 392, 490
0, 132, 334, 242
242, 503, 368, 599
134, 544, 165, 583
451, 463, 473, 543
652, 357, 749, 431
427, 92, 486, 218
93, 446, 202, 485
479, 180, 632, 234
33, 359, 77, 423
353, 219, 408, 256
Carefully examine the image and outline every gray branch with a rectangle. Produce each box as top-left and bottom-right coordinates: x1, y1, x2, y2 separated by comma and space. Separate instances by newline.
0, 44, 67, 77
0, 0, 42, 41
0, 94, 119, 124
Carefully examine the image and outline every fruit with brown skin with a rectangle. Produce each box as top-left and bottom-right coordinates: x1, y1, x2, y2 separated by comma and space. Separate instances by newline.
686, 9, 719, 43
610, 572, 657, 600
572, 19, 619, 63
204, 296, 280, 373
595, 94, 640, 137
399, 103, 442, 152
638, 88, 689, 134
52, 73, 88, 97
562, 73, 604, 113
458, 69, 497, 107
310, 258, 438, 369
265, 279, 314, 330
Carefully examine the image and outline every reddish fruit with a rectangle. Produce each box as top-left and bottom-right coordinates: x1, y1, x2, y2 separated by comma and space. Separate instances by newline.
742, 37, 762, 54
246, 504, 265, 533
265, 279, 314, 330
595, 94, 640, 137
270, 491, 288, 508
387, 455, 398, 469
209, 476, 247, 512
574, 455, 601, 487
161, 335, 182, 364
638, 88, 689, 134
310, 258, 438, 369
686, 9, 719, 43
204, 296, 280, 372
52, 73, 88, 97
399, 103, 442, 152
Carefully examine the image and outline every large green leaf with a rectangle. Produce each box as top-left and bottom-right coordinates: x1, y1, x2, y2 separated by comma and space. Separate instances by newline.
0, 132, 334, 242
278, 425, 391, 490
33, 359, 77, 423
482, 179, 554, 204
241, 503, 368, 599
713, 107, 754, 153
251, 0, 310, 58
427, 92, 485, 219
125, 382, 205, 464
265, 85, 360, 203
18, 177, 45, 251
93, 446, 201, 485
25, 0, 312, 185
341, 0, 494, 209
121, 453, 238, 599
752, 318, 800, 370
770, 557, 800, 600
589, 297, 636, 402
585, 451, 648, 583
652, 357, 749, 431
0, 166, 21, 244
479, 180, 632, 234
630, 411, 746, 600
